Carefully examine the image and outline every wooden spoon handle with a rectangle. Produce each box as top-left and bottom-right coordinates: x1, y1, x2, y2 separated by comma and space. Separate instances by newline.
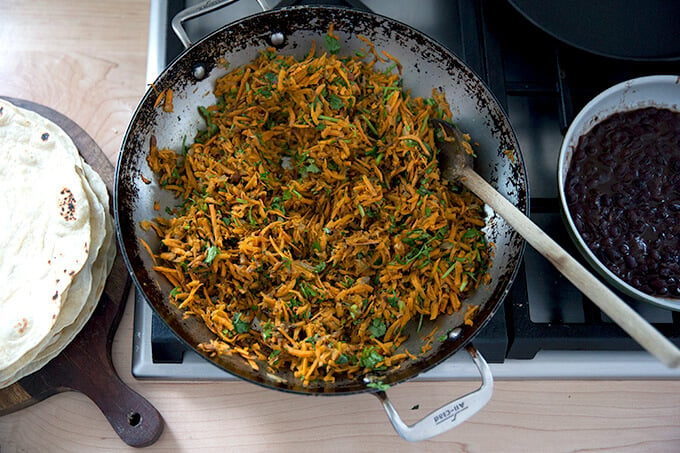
461, 167, 680, 368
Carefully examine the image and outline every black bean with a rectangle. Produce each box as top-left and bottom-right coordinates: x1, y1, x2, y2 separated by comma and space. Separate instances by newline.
608, 225, 621, 238
624, 255, 638, 269
605, 248, 621, 262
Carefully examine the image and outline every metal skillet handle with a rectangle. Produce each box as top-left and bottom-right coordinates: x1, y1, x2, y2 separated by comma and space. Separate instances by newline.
375, 344, 493, 442
172, 0, 272, 49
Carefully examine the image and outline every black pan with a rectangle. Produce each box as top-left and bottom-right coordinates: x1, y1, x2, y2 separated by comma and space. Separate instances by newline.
508, 0, 680, 61
114, 4, 527, 440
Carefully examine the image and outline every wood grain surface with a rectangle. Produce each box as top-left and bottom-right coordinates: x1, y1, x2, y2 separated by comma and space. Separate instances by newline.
1, 1, 679, 452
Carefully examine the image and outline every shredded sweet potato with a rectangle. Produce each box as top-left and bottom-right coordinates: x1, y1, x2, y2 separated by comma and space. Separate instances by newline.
144, 30, 492, 386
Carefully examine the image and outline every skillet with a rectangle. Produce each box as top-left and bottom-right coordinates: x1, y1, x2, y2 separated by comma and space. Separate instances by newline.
114, 3, 527, 440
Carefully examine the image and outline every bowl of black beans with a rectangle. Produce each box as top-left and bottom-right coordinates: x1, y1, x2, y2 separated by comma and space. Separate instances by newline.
558, 75, 680, 311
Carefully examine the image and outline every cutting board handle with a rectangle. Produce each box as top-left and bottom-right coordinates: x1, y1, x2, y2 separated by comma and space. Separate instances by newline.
72, 353, 164, 448
51, 286, 165, 448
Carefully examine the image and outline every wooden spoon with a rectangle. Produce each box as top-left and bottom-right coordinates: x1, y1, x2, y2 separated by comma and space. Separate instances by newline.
431, 119, 680, 368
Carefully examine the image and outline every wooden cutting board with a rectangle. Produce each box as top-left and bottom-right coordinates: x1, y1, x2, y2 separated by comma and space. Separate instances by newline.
0, 97, 164, 448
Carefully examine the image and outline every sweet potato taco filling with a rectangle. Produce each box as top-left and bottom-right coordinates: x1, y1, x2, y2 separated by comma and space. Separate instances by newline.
143, 31, 492, 386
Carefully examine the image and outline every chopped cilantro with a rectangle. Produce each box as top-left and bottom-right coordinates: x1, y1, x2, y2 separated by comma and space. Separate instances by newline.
359, 346, 384, 369
463, 228, 482, 239
264, 71, 278, 84
328, 94, 344, 110
205, 245, 220, 264
323, 33, 341, 55
232, 312, 250, 334
262, 320, 274, 340
300, 282, 318, 299
349, 303, 360, 319
301, 161, 321, 177
386, 295, 400, 308
269, 349, 282, 363
366, 381, 390, 391
368, 318, 386, 338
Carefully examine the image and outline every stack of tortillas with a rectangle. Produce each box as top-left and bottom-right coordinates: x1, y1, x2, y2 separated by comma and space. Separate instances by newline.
0, 99, 116, 388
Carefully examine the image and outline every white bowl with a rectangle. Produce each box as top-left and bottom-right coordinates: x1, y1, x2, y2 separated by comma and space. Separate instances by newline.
557, 75, 680, 311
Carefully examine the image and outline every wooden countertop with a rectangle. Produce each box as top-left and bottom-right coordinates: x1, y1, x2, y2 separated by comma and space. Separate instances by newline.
1, 1, 679, 451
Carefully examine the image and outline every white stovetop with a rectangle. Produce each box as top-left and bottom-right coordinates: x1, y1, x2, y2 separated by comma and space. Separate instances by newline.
132, 292, 680, 381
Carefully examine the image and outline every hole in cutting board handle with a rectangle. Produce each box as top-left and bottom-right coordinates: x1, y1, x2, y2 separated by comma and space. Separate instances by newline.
127, 411, 142, 427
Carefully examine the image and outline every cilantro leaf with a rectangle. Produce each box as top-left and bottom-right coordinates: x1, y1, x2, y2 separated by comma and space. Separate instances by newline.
264, 71, 278, 84
386, 295, 400, 308
232, 312, 250, 334
368, 318, 386, 338
205, 245, 220, 264
269, 349, 282, 363
360, 346, 384, 369
305, 162, 321, 174
262, 320, 274, 340
366, 381, 390, 391
463, 228, 482, 239
323, 34, 341, 55
328, 94, 344, 110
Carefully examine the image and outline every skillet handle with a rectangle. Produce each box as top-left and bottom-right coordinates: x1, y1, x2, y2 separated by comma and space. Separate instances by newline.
374, 344, 493, 442
171, 0, 272, 49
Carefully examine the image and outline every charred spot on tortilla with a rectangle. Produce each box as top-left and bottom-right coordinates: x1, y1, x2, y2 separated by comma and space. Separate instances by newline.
58, 187, 77, 221
14, 318, 28, 335
41, 132, 49, 141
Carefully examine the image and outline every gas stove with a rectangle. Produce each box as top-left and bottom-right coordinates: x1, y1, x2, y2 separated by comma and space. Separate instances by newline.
132, 0, 680, 380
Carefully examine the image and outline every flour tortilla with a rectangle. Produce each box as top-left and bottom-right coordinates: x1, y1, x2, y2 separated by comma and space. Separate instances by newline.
0, 160, 113, 387
0, 99, 110, 381
12, 108, 108, 336
0, 163, 116, 387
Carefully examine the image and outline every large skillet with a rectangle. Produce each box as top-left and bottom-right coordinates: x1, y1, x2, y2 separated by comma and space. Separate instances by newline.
114, 3, 527, 441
